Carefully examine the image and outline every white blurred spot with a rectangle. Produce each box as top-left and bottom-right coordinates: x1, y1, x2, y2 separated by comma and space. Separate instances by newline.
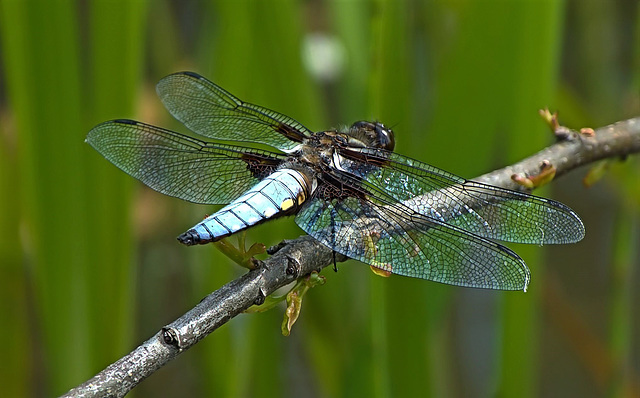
302, 33, 346, 82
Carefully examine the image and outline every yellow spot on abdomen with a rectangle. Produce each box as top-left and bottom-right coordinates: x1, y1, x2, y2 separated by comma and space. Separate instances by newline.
297, 192, 306, 205
281, 198, 295, 211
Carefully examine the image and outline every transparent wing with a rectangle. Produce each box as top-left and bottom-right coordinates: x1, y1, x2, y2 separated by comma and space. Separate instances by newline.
337, 147, 585, 245
295, 172, 531, 291
86, 119, 284, 204
156, 72, 312, 152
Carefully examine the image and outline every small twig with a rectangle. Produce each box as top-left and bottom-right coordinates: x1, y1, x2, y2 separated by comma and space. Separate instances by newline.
478, 116, 640, 187
62, 116, 640, 397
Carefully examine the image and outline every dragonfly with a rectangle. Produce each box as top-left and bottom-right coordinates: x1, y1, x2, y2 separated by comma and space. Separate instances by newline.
86, 72, 585, 291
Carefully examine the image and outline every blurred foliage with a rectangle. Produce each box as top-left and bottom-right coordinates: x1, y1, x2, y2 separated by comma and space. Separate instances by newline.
0, 0, 638, 397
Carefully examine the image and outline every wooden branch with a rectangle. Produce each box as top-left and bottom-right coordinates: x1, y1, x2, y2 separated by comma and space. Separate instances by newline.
62, 116, 640, 397
476, 115, 640, 187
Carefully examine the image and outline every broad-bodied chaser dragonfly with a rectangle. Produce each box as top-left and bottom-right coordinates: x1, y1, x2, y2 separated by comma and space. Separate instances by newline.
87, 72, 585, 291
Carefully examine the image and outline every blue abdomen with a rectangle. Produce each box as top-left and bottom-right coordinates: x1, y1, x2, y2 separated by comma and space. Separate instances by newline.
178, 169, 311, 245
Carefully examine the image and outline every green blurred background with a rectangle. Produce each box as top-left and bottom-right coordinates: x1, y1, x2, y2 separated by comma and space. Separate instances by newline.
1, 0, 638, 397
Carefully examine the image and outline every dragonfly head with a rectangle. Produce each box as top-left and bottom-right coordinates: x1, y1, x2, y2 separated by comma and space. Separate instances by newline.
349, 121, 395, 152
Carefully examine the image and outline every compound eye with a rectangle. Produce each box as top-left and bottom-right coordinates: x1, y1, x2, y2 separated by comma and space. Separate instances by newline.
351, 121, 374, 130
374, 123, 395, 151
350, 120, 395, 151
